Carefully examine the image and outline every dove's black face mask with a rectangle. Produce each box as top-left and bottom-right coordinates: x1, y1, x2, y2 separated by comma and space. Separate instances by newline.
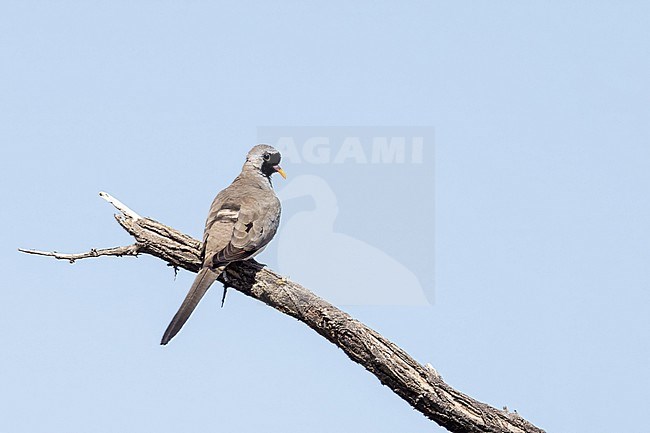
261, 152, 282, 178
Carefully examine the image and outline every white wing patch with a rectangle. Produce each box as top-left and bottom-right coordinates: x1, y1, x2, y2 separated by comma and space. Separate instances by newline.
215, 208, 239, 221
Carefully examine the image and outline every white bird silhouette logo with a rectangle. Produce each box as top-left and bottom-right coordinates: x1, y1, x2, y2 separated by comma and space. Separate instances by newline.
276, 175, 429, 306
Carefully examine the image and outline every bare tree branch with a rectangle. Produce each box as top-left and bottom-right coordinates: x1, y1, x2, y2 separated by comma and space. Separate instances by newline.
19, 193, 545, 433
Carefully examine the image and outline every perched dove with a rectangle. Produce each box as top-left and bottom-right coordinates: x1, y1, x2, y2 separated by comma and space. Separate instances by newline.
161, 144, 285, 345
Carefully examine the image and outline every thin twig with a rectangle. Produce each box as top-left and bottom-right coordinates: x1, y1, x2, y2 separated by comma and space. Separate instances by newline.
18, 245, 139, 263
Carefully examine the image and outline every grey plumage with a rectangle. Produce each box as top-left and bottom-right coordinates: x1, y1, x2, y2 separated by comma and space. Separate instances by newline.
161, 144, 285, 345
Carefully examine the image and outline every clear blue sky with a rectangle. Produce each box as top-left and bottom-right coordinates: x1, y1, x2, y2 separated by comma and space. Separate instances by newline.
2, 2, 649, 432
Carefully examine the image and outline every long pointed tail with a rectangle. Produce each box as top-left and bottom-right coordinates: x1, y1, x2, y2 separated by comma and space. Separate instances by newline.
161, 267, 220, 345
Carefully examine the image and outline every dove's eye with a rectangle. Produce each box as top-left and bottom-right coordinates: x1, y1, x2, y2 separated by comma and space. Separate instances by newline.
263, 153, 271, 161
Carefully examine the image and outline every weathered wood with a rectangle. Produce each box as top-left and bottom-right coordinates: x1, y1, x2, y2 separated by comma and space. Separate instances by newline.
20, 194, 545, 433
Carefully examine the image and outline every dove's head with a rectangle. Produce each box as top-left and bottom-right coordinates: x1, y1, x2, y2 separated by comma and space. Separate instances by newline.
246, 144, 287, 179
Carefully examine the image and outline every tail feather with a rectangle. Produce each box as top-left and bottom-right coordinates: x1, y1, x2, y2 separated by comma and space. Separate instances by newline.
161, 267, 220, 345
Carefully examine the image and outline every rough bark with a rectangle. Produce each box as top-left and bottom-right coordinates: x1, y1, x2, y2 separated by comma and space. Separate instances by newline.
20, 193, 545, 433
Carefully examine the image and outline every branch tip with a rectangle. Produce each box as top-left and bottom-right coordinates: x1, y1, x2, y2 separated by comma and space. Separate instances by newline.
99, 191, 141, 220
